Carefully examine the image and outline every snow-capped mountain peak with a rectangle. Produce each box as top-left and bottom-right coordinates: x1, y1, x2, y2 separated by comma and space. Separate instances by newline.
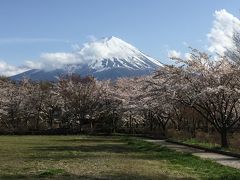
77, 36, 163, 71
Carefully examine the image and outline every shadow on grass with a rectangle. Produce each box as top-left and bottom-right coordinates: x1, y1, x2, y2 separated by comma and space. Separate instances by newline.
0, 171, 193, 180
31, 143, 132, 154
2, 169, 239, 180
53, 136, 122, 143
29, 137, 170, 161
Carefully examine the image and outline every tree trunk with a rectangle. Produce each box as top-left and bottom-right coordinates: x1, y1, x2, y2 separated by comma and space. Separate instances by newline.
90, 120, 93, 133
161, 124, 166, 137
49, 109, 53, 129
112, 118, 116, 133
149, 111, 153, 131
36, 117, 39, 130
220, 130, 229, 148
129, 113, 132, 134
112, 110, 116, 133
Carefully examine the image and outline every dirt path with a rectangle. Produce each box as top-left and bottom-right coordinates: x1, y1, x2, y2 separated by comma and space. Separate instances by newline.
146, 139, 240, 170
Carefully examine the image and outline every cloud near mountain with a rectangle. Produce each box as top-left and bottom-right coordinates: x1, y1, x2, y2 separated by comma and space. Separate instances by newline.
26, 52, 80, 71
208, 9, 240, 55
0, 61, 29, 76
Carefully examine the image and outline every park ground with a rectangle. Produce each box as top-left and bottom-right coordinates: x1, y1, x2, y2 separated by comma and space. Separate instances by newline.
0, 135, 240, 179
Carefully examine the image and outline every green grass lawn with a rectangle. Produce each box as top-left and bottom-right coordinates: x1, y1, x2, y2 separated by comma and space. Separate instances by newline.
182, 138, 240, 154
0, 135, 239, 179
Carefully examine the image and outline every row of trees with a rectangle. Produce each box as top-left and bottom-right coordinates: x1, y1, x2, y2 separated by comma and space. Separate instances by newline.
0, 75, 118, 134
1, 35, 240, 148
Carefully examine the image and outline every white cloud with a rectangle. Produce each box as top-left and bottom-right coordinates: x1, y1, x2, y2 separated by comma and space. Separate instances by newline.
24, 36, 104, 71
26, 52, 81, 71
168, 50, 181, 58
207, 9, 240, 55
0, 61, 29, 77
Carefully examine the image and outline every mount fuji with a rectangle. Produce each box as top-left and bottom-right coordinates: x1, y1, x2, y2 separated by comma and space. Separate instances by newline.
11, 36, 163, 81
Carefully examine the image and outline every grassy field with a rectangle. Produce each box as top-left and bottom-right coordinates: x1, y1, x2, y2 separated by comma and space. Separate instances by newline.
0, 136, 239, 179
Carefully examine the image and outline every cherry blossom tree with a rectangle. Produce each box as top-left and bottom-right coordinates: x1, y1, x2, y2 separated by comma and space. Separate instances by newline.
56, 75, 107, 132
156, 49, 240, 147
140, 76, 177, 136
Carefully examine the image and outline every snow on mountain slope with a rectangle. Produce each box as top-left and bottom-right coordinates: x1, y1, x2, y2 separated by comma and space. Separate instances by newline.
77, 36, 163, 71
11, 36, 163, 81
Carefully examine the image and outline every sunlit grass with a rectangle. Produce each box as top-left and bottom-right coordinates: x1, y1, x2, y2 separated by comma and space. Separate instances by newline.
0, 135, 239, 179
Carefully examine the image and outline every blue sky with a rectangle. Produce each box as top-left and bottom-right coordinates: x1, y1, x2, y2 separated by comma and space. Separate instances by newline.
0, 0, 240, 75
